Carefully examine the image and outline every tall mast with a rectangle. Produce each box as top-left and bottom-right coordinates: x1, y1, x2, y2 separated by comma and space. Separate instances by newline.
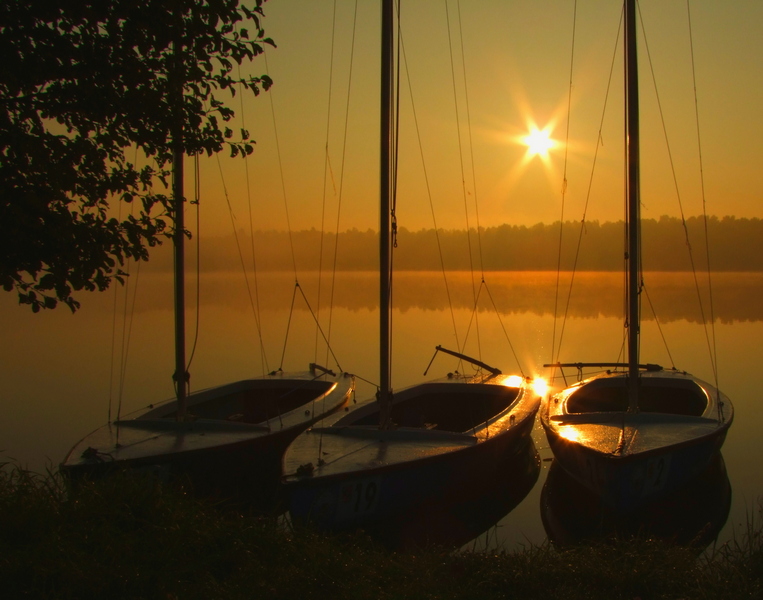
625, 0, 640, 411
172, 16, 188, 420
379, 0, 393, 428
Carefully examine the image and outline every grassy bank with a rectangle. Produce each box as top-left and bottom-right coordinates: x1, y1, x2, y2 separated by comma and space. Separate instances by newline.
1, 465, 760, 600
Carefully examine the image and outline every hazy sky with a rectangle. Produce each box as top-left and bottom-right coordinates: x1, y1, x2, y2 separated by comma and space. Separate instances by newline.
191, 0, 762, 236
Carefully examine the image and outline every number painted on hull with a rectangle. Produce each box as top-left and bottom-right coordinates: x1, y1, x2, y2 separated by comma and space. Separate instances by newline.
336, 477, 381, 520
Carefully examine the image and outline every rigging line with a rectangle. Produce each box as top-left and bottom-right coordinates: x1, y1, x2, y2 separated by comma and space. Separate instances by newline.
550, 0, 578, 373
296, 283, 344, 374
642, 283, 676, 369
399, 23, 462, 356
325, 0, 360, 369
116, 185, 142, 425
482, 282, 525, 378
458, 282, 483, 367
108, 161, 128, 423
185, 154, 202, 375
278, 283, 299, 371
236, 57, 269, 376
456, 0, 491, 368
314, 0, 340, 364
214, 153, 268, 368
117, 252, 141, 424
108, 266, 119, 422
263, 50, 299, 280
638, 5, 715, 374
456, 0, 485, 279
445, 0, 481, 361
686, 0, 719, 388
554, 11, 623, 366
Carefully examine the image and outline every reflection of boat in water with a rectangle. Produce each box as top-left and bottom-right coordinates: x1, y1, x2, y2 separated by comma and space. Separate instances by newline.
286, 416, 540, 550
541, 0, 733, 512
396, 436, 540, 551
363, 435, 540, 550
540, 452, 731, 550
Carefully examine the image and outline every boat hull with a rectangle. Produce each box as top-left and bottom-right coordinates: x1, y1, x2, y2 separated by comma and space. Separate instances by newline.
283, 375, 541, 538
541, 369, 733, 512
61, 370, 354, 510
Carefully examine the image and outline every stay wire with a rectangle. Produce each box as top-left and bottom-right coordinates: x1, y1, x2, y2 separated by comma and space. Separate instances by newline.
316, 2, 358, 460
550, 0, 578, 377
456, 0, 485, 280
554, 9, 622, 369
399, 21, 462, 357
638, 5, 716, 378
483, 281, 526, 378
642, 283, 676, 369
263, 51, 299, 281
314, 0, 339, 364
445, 0, 481, 361
117, 224, 141, 424
686, 0, 720, 399
325, 0, 359, 369
215, 153, 269, 374
107, 170, 126, 423
237, 57, 269, 376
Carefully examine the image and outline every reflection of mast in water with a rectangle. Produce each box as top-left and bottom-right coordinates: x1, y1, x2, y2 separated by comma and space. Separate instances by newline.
540, 452, 731, 550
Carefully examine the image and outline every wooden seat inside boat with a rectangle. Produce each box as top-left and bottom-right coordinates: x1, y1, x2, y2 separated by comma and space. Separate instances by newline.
567, 377, 707, 417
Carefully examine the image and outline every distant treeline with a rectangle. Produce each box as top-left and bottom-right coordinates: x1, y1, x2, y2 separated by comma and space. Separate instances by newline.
149, 216, 762, 272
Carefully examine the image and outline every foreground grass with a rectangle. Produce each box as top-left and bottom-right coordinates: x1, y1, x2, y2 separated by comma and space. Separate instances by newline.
1, 465, 760, 600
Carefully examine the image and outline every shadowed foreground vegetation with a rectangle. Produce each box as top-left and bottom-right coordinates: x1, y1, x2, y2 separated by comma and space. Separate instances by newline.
1, 465, 760, 600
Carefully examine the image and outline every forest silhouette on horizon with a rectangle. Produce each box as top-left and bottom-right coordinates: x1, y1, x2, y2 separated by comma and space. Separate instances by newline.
145, 215, 762, 273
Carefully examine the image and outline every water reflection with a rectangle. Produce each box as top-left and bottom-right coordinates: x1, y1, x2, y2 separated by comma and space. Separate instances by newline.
323, 437, 540, 551
109, 270, 763, 324
540, 452, 731, 551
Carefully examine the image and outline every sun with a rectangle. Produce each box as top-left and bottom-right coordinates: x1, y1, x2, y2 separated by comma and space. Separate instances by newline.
522, 126, 556, 159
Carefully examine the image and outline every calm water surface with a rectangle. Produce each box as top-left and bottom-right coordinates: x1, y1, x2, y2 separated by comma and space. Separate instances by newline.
2, 270, 760, 549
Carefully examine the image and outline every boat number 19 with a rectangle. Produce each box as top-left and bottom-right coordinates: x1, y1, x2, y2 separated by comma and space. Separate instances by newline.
337, 477, 381, 519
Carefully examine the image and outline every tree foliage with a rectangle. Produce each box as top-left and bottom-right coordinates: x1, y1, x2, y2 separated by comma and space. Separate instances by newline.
0, 0, 274, 311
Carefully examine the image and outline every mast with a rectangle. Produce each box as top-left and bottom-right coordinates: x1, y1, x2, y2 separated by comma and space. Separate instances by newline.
379, 0, 393, 428
625, 0, 640, 412
172, 17, 188, 420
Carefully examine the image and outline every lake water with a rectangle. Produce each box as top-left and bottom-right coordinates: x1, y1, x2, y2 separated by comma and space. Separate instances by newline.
2, 270, 760, 549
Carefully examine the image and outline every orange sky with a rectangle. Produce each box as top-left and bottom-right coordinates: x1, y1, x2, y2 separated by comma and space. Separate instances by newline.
187, 0, 762, 237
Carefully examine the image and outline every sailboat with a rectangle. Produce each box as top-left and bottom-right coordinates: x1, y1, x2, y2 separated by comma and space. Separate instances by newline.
541, 0, 733, 512
282, 0, 542, 534
60, 42, 354, 509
